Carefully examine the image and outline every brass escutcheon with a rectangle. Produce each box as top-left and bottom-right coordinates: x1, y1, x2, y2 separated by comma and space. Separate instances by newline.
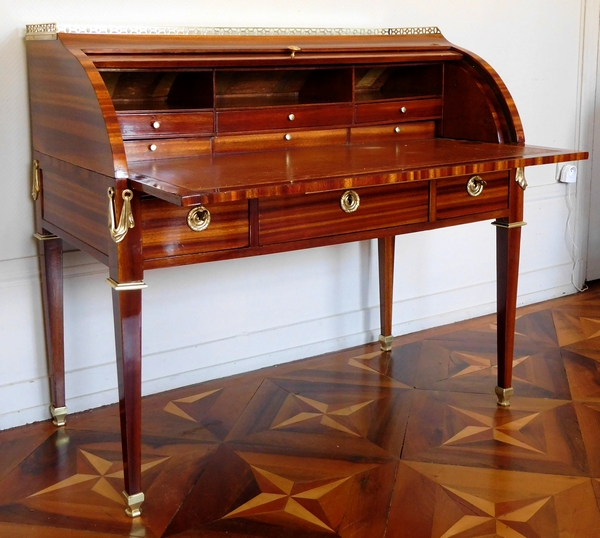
187, 205, 211, 231
466, 175, 486, 197
340, 190, 360, 213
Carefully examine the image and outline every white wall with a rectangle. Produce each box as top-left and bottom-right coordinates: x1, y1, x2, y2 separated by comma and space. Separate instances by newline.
0, 0, 590, 429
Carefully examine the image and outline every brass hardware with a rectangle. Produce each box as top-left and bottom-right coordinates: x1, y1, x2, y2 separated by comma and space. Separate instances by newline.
31, 160, 41, 201
379, 334, 394, 352
187, 205, 211, 232
340, 190, 360, 213
122, 491, 145, 518
151, 121, 160, 129
284, 133, 292, 141
515, 167, 527, 190
26, 24, 443, 38
149, 144, 157, 151
106, 278, 148, 291
466, 175, 487, 197
491, 220, 527, 229
288, 113, 295, 121
107, 187, 135, 243
394, 127, 401, 134
400, 106, 407, 113
50, 405, 68, 427
288, 45, 301, 59
495, 386, 514, 407
33, 232, 59, 241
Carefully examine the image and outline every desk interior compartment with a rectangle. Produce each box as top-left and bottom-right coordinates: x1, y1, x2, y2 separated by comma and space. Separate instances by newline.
100, 70, 214, 111
354, 64, 443, 102
215, 68, 353, 109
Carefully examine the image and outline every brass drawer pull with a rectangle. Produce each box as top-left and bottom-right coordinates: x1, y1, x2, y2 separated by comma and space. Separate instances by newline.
466, 175, 487, 197
400, 106, 407, 113
151, 121, 161, 129
340, 190, 360, 213
187, 205, 211, 231
288, 113, 295, 121
288, 45, 301, 59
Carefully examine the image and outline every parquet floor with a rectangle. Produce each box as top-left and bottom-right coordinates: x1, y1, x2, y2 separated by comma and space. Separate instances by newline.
1, 283, 600, 537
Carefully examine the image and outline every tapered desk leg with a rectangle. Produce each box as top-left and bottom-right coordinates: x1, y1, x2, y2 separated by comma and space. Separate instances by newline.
111, 285, 144, 517
37, 234, 68, 427
378, 236, 395, 352
495, 221, 523, 407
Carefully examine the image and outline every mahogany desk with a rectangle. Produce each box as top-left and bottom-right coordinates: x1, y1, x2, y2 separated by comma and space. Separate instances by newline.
25, 24, 587, 516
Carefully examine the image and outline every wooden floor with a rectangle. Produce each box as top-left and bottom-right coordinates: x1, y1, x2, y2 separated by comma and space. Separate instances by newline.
1, 284, 600, 537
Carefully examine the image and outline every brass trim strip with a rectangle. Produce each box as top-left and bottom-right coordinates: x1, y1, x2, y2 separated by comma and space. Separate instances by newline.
491, 220, 527, 229
106, 278, 148, 291
515, 167, 528, 190
495, 386, 514, 407
33, 232, 59, 241
26, 23, 442, 37
122, 491, 144, 518
379, 334, 394, 352
31, 160, 40, 200
50, 405, 68, 427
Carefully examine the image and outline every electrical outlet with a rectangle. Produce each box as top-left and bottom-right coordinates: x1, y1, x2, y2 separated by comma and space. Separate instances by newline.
558, 164, 577, 183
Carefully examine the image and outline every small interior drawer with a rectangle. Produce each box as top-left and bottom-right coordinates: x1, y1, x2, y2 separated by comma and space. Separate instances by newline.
118, 111, 214, 139
436, 171, 509, 219
142, 198, 249, 260
217, 104, 353, 134
350, 121, 435, 143
355, 98, 442, 124
213, 128, 347, 153
124, 138, 212, 161
259, 182, 429, 245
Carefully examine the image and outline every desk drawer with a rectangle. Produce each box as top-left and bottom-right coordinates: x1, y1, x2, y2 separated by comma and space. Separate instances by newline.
217, 104, 353, 133
142, 198, 249, 260
259, 182, 429, 245
118, 111, 214, 139
355, 98, 442, 124
436, 171, 509, 219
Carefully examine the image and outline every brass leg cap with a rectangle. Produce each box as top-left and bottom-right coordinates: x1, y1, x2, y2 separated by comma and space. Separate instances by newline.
50, 405, 68, 427
123, 491, 144, 518
379, 334, 394, 352
495, 386, 514, 407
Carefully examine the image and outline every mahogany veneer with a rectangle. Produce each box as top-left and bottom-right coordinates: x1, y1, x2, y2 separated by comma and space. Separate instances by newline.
25, 24, 587, 517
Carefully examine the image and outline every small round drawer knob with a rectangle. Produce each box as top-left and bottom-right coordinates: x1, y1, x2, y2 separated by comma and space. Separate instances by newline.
400, 106, 407, 113
151, 121, 161, 129
187, 205, 211, 232
340, 190, 360, 213
284, 133, 292, 141
288, 113, 295, 121
149, 144, 157, 152
394, 126, 401, 133
466, 175, 487, 197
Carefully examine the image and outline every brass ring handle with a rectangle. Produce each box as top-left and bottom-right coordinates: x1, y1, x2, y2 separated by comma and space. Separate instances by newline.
466, 175, 487, 197
187, 205, 211, 231
340, 190, 360, 213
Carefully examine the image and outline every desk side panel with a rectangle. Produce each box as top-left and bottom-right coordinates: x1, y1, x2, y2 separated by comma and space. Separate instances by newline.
26, 37, 125, 178
442, 48, 524, 144
37, 154, 111, 260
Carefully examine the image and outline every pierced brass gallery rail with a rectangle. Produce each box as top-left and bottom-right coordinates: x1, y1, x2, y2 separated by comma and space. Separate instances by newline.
107, 187, 134, 243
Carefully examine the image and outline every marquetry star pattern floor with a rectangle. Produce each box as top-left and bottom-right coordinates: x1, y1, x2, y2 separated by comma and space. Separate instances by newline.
1, 284, 600, 537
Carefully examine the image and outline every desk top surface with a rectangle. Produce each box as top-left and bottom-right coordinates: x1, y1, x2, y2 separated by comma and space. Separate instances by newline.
129, 138, 586, 205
